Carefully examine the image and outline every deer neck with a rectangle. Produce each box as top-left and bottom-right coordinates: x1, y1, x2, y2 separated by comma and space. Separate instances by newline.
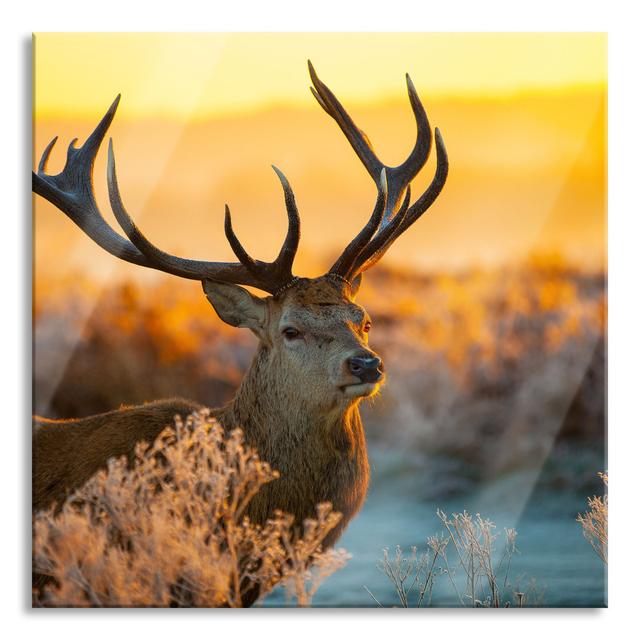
216, 346, 366, 460
213, 345, 370, 538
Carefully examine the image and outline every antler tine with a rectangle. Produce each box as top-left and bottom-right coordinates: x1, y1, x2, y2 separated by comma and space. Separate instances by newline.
34, 95, 302, 295
329, 168, 388, 276
401, 74, 433, 184
346, 184, 412, 279
310, 62, 448, 281
106, 139, 246, 282
32, 95, 151, 267
221, 166, 300, 284
37, 136, 59, 174
108, 142, 302, 292
308, 61, 431, 212
391, 128, 449, 240
224, 204, 259, 273
271, 165, 301, 276
357, 129, 449, 274
308, 60, 382, 182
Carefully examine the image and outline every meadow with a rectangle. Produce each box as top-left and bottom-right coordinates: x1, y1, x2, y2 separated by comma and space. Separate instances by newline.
34, 255, 605, 486
33, 256, 606, 605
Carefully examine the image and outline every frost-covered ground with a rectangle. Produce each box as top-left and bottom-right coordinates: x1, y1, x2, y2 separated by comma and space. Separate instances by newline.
264, 445, 606, 608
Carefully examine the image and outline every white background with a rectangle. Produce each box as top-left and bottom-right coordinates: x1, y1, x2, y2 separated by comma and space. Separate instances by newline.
3, 1, 638, 636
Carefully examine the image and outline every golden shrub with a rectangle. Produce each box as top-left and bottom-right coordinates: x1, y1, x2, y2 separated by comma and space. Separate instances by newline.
33, 411, 349, 607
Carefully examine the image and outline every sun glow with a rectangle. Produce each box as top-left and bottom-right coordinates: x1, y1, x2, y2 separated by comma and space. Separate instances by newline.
33, 33, 607, 279
34, 33, 606, 120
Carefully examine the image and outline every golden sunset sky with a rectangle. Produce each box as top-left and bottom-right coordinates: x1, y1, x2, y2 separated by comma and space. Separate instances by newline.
35, 33, 606, 118
33, 33, 607, 282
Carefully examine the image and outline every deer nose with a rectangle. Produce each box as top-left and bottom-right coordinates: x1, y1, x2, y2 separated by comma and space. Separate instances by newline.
347, 353, 384, 383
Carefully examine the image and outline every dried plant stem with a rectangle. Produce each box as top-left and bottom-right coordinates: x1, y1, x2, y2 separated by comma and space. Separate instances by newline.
577, 472, 608, 565
34, 411, 349, 607
368, 510, 525, 608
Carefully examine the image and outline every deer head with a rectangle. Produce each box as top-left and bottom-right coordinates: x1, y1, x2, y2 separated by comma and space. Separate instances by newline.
33, 61, 448, 415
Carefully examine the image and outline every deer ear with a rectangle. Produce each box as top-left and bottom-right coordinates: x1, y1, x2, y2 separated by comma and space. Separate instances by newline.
202, 280, 267, 330
350, 273, 363, 298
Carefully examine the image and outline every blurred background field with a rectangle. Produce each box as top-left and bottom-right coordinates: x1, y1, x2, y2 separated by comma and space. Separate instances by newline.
33, 33, 607, 606
33, 260, 606, 605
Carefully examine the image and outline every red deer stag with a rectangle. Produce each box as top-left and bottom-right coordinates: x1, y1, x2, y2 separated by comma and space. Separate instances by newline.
32, 61, 448, 593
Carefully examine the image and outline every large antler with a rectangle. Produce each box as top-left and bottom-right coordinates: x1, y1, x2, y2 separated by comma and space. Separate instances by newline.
32, 96, 300, 295
33, 65, 447, 295
309, 61, 448, 281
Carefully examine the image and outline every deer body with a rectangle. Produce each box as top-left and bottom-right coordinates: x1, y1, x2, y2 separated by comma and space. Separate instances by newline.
32, 61, 448, 604
34, 391, 368, 547
33, 398, 204, 513
34, 277, 371, 544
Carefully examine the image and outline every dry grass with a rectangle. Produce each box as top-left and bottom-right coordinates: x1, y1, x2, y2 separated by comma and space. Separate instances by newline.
367, 510, 533, 608
577, 472, 608, 564
33, 411, 349, 607
365, 535, 450, 608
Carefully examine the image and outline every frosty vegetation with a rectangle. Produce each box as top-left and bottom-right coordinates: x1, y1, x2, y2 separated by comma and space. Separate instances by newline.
33, 411, 349, 607
577, 472, 608, 565
366, 510, 542, 608
367, 477, 609, 608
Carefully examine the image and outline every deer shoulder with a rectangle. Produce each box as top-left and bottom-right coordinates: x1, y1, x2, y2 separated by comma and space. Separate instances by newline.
33, 398, 203, 512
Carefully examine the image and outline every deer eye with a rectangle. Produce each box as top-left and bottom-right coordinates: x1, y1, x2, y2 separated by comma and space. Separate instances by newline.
282, 327, 301, 340
363, 321, 372, 333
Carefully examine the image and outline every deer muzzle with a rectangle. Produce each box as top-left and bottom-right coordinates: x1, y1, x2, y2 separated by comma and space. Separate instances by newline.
347, 354, 384, 384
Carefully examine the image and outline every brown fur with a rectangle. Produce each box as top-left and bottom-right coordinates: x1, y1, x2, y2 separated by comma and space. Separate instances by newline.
33, 398, 203, 513
33, 276, 381, 589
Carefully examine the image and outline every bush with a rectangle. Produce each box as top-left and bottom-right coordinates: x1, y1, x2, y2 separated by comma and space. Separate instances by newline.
367, 510, 541, 607
577, 472, 608, 564
33, 411, 349, 607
